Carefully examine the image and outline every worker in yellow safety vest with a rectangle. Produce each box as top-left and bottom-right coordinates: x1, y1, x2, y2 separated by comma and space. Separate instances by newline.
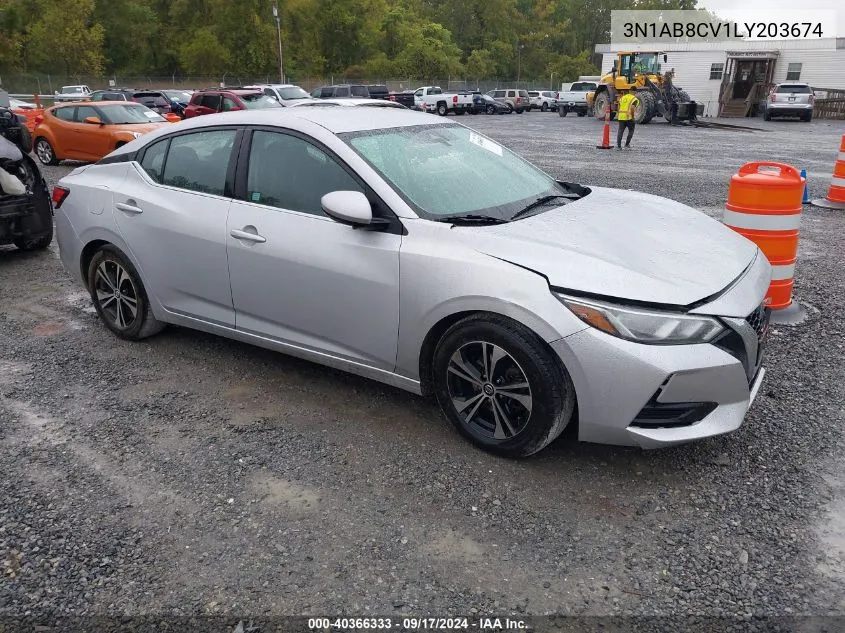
616, 91, 639, 150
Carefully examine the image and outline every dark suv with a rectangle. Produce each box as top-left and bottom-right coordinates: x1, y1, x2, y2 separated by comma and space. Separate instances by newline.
131, 91, 175, 116
312, 84, 372, 99
89, 88, 137, 102
185, 89, 281, 118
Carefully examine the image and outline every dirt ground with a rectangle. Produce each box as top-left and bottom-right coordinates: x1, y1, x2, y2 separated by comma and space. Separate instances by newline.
1, 112, 844, 631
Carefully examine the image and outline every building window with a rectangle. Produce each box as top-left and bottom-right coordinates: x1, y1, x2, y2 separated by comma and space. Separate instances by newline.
786, 63, 802, 81
709, 63, 724, 80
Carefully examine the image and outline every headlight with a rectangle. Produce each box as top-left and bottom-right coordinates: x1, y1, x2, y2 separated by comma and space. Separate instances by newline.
131, 132, 142, 139
555, 293, 724, 345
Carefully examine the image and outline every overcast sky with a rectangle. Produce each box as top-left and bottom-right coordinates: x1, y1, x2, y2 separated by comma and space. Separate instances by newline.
699, 0, 843, 37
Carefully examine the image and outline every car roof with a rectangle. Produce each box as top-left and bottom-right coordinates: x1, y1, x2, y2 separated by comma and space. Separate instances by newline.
293, 98, 403, 107
132, 107, 445, 137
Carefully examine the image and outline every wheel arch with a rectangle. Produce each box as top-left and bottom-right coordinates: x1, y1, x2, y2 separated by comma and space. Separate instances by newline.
417, 308, 575, 399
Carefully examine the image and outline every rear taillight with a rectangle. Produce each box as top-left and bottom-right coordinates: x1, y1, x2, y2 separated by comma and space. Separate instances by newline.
389, 95, 395, 101
52, 186, 70, 209
453, 95, 458, 103
809, 94, 815, 103
770, 93, 777, 102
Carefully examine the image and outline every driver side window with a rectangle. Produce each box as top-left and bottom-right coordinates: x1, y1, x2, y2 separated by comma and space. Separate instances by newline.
245, 131, 363, 216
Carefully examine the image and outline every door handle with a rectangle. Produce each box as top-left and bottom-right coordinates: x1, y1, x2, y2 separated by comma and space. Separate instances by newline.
230, 227, 266, 243
116, 201, 143, 214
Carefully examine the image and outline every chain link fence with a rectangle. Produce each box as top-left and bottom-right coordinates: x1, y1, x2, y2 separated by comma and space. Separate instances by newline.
0, 74, 563, 97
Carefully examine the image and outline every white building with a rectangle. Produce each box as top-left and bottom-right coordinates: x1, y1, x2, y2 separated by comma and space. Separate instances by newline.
595, 38, 845, 117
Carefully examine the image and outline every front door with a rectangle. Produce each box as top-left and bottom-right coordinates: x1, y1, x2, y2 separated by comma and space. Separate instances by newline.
226, 129, 401, 370
111, 128, 239, 327
68, 104, 111, 160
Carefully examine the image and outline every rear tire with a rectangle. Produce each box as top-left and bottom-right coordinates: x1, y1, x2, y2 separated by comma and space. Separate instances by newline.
763, 109, 772, 121
577, 111, 586, 117
558, 106, 567, 117
432, 314, 575, 458
803, 112, 813, 122
541, 102, 548, 112
87, 245, 165, 341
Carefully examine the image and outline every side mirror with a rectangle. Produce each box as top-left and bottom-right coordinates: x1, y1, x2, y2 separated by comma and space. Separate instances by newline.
321, 190, 373, 226
663, 54, 668, 63
84, 116, 103, 125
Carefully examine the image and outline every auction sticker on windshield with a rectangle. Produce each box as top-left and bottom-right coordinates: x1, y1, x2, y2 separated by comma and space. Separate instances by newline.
469, 131, 502, 156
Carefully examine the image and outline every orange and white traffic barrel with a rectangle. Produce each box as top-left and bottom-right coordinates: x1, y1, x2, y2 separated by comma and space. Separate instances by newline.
723, 162, 803, 310
811, 133, 845, 210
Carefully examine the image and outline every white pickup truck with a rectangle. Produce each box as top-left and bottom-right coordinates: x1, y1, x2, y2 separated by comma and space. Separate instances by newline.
414, 86, 475, 116
556, 81, 597, 117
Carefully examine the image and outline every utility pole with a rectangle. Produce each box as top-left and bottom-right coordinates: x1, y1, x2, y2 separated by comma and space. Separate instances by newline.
516, 44, 524, 86
273, 3, 284, 84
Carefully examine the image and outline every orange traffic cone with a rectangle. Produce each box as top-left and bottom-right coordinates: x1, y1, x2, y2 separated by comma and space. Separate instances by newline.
811, 133, 845, 210
596, 105, 612, 149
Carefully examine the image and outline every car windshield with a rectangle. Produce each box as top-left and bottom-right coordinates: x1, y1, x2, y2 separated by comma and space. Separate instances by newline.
343, 124, 564, 220
776, 84, 812, 94
98, 104, 166, 124
164, 90, 192, 102
241, 94, 282, 109
278, 86, 310, 100
62, 87, 83, 94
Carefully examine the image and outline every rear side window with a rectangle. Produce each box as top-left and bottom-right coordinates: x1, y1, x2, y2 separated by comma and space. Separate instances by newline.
53, 107, 75, 121
334, 86, 350, 97
350, 85, 369, 97
140, 139, 169, 183
507, 90, 516, 97
161, 129, 237, 196
200, 94, 222, 110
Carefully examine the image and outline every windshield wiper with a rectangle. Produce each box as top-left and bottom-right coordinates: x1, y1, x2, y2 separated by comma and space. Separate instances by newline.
434, 214, 509, 225
510, 194, 578, 221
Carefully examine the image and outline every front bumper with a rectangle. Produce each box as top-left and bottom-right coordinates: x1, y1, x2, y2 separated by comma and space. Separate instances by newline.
551, 304, 769, 449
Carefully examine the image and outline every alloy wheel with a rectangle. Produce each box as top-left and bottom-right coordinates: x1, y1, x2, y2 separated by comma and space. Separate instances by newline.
93, 260, 139, 329
36, 140, 53, 165
446, 341, 533, 441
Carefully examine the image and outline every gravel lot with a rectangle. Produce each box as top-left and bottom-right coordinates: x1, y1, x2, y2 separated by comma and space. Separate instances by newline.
1, 112, 844, 630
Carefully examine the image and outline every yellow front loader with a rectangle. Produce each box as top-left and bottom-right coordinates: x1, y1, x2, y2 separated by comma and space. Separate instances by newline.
588, 51, 704, 124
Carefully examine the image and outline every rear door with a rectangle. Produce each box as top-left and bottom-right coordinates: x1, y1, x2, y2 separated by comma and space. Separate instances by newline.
225, 128, 401, 369
111, 128, 239, 326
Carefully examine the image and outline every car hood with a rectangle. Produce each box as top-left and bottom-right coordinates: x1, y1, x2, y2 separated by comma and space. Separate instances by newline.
457, 186, 758, 307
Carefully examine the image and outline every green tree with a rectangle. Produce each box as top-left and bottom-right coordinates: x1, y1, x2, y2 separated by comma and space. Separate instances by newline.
179, 26, 230, 76
27, 0, 105, 76
466, 49, 496, 80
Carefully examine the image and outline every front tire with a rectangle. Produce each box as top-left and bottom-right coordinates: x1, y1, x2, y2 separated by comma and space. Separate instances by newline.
486, 105, 496, 115
432, 315, 575, 458
34, 138, 58, 166
87, 246, 165, 340
593, 91, 611, 119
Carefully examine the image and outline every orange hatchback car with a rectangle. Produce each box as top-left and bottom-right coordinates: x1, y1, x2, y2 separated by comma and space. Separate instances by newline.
33, 101, 169, 165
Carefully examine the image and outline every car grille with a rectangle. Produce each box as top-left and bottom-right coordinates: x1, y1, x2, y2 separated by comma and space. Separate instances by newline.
712, 302, 770, 384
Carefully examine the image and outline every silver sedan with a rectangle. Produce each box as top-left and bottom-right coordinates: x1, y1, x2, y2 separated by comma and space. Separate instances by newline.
54, 108, 770, 457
